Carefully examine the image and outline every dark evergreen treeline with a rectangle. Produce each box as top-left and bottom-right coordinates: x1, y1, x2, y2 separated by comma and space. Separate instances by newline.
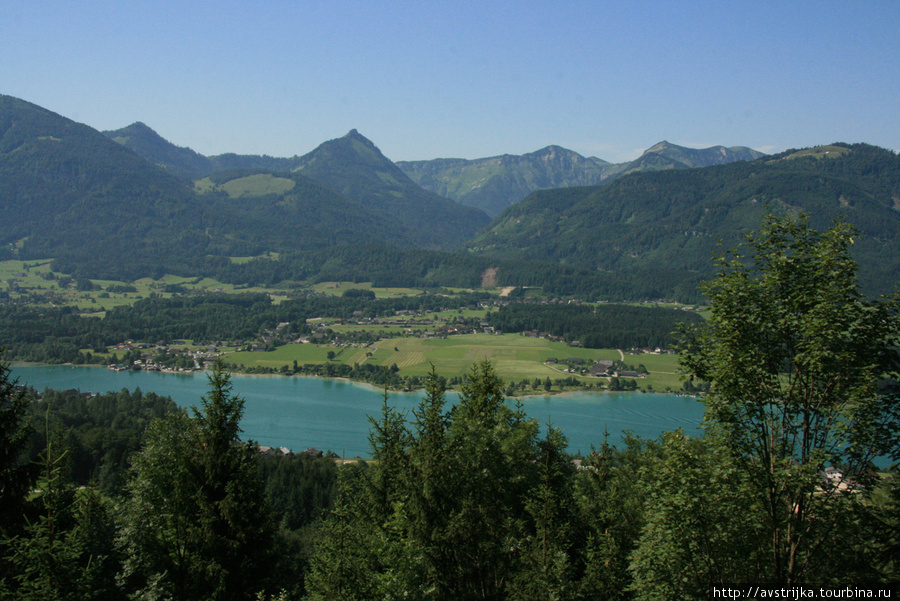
487, 302, 704, 348
22, 387, 177, 495
0, 290, 493, 363
1, 366, 341, 600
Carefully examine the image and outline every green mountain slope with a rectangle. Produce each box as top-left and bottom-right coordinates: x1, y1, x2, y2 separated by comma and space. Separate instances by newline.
193, 169, 407, 251
468, 143, 900, 299
290, 130, 491, 249
103, 123, 305, 178
0, 95, 219, 278
0, 96, 480, 280
104, 121, 214, 179
399, 141, 765, 217
398, 146, 611, 218
104, 123, 490, 250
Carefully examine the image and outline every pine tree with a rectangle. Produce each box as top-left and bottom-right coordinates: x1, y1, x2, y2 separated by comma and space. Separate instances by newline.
0, 357, 35, 540
304, 466, 380, 601
119, 362, 276, 600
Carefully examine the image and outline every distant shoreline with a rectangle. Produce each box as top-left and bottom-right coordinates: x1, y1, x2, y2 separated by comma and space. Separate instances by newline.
9, 360, 697, 400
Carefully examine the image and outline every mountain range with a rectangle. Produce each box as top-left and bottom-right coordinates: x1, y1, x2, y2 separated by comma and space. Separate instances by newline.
2, 94, 898, 301
105, 120, 765, 219
0, 95, 487, 278
398, 142, 764, 217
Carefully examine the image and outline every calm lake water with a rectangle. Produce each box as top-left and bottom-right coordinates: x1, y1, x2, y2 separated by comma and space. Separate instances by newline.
11, 365, 705, 457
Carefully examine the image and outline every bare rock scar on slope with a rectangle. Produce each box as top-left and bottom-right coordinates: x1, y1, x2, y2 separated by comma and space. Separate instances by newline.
481, 267, 498, 288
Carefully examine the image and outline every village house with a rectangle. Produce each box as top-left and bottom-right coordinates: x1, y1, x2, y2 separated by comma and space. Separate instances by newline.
590, 360, 615, 377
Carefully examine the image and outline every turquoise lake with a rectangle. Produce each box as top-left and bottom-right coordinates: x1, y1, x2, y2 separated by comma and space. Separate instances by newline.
10, 365, 705, 457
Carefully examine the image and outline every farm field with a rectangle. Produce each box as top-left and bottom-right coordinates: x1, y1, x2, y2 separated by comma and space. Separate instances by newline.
618, 351, 684, 391
309, 281, 486, 299
219, 333, 687, 389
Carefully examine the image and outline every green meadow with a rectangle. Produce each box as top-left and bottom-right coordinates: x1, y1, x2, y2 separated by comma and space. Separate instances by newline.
221, 333, 685, 391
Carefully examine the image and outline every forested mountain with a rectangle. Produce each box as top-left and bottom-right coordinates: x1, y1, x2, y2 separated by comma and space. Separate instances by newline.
0, 95, 219, 278
104, 121, 215, 179
0, 96, 487, 281
105, 118, 763, 221
104, 122, 491, 249
104, 122, 303, 178
5, 95, 899, 302
468, 143, 900, 298
398, 141, 765, 217
289, 130, 491, 248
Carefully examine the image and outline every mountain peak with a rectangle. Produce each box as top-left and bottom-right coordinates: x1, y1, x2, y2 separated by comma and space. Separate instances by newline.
643, 141, 676, 155
123, 121, 153, 132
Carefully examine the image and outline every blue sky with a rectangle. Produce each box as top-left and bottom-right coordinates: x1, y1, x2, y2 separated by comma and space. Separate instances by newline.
2, 1, 898, 163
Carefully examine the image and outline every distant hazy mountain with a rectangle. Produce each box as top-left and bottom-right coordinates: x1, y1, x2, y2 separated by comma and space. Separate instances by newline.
397, 146, 611, 218
468, 143, 900, 299
399, 141, 765, 217
617, 141, 765, 172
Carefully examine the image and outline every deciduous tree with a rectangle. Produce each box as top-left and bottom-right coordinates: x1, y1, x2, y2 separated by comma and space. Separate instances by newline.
678, 213, 900, 584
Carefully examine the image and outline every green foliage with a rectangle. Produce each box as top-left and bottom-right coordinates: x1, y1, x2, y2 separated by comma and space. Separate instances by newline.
305, 361, 581, 600
678, 213, 900, 584
257, 452, 338, 531
507, 426, 578, 600
0, 357, 35, 539
119, 363, 276, 600
629, 432, 765, 600
487, 302, 702, 348
23, 387, 177, 494
2, 417, 121, 600
304, 465, 381, 601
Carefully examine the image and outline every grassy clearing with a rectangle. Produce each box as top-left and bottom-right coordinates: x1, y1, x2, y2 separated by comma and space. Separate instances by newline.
228, 253, 280, 265
310, 281, 431, 298
221, 174, 295, 197
225, 334, 619, 381
227, 344, 336, 368
780, 145, 850, 160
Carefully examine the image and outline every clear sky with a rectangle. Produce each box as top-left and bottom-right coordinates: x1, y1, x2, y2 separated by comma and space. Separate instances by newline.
2, 1, 898, 163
